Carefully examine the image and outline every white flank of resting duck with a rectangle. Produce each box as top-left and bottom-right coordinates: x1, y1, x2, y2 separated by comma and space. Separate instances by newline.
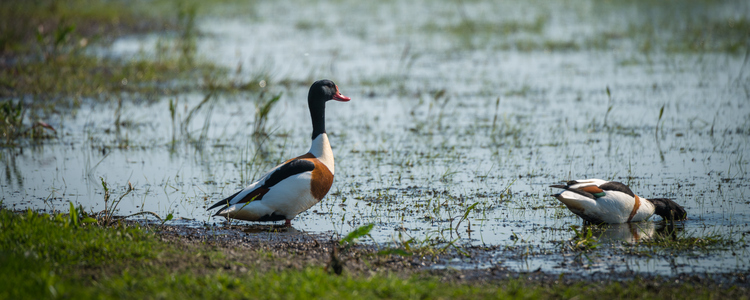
208, 79, 350, 226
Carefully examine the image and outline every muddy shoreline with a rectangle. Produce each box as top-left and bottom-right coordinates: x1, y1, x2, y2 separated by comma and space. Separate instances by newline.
152, 220, 750, 288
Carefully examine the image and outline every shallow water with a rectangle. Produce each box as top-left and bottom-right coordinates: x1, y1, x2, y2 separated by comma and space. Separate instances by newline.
4, 0, 749, 276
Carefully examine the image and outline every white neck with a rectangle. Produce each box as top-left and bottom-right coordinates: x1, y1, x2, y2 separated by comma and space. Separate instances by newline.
310, 133, 334, 174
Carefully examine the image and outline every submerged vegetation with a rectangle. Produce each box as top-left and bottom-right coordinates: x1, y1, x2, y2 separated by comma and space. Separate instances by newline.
561, 222, 746, 256
0, 100, 56, 145
417, 0, 750, 53
565, 225, 601, 252
633, 227, 744, 255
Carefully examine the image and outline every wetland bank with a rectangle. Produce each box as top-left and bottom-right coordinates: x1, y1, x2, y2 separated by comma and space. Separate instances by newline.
2, 0, 750, 298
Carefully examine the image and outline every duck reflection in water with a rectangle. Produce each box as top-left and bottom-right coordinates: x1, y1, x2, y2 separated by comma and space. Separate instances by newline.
574, 221, 684, 244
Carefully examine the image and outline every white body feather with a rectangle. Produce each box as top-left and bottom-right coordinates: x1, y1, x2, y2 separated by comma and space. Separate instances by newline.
554, 178, 656, 224
215, 134, 334, 221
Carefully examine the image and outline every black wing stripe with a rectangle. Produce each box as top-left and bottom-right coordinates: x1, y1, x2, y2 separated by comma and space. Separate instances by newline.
207, 189, 243, 210
598, 181, 635, 197
207, 159, 315, 211
263, 159, 315, 188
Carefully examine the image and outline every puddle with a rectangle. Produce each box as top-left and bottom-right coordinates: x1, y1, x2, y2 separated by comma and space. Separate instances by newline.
3, 0, 749, 277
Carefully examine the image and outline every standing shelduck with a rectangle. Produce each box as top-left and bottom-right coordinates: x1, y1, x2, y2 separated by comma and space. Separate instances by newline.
208, 79, 351, 226
550, 179, 687, 224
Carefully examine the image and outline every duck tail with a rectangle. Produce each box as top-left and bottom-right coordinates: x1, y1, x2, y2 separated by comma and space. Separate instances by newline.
207, 190, 242, 211
650, 198, 687, 221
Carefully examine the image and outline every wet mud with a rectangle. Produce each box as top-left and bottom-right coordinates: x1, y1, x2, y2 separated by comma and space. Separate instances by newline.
153, 220, 749, 288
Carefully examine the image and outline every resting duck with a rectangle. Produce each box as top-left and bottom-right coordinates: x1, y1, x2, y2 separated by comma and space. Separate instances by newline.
551, 179, 687, 224
208, 79, 351, 226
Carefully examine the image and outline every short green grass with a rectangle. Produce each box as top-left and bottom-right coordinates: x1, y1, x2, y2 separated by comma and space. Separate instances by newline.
2, 207, 748, 299
0, 208, 162, 299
